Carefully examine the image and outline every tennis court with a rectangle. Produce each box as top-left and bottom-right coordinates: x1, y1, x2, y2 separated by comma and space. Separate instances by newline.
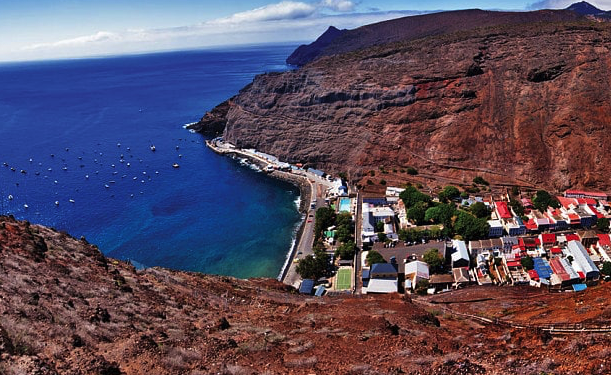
335, 267, 352, 290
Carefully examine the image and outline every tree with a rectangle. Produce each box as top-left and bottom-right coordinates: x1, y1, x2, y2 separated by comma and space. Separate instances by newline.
601, 261, 611, 276
296, 252, 329, 280
473, 176, 489, 186
521, 256, 534, 271
366, 250, 386, 266
377, 232, 387, 242
429, 225, 442, 239
335, 241, 356, 260
335, 226, 352, 243
406, 167, 418, 175
597, 217, 610, 232
422, 248, 444, 273
509, 199, 525, 217
470, 202, 490, 219
415, 279, 430, 295
407, 201, 428, 224
375, 221, 385, 233
425, 203, 456, 227
399, 186, 431, 209
438, 185, 460, 202
532, 190, 560, 212
454, 211, 489, 242
511, 186, 520, 197
314, 207, 335, 240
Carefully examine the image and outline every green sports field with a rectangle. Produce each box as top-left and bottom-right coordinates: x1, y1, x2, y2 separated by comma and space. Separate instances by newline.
336, 268, 352, 290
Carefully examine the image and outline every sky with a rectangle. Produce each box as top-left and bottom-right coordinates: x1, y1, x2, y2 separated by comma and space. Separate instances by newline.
1, 0, 609, 62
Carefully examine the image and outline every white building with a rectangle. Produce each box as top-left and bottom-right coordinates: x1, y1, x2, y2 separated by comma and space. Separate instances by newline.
488, 220, 503, 238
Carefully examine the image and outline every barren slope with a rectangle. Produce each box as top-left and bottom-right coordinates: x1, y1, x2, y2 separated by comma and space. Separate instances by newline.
3, 216, 611, 374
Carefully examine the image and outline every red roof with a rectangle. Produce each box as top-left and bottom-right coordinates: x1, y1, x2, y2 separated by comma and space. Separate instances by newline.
577, 271, 585, 279
525, 219, 538, 230
598, 234, 611, 247
590, 206, 604, 218
551, 247, 563, 254
528, 269, 539, 280
557, 196, 578, 209
506, 260, 521, 268
565, 234, 580, 242
565, 190, 607, 199
584, 198, 597, 205
568, 214, 581, 224
541, 233, 556, 244
495, 201, 513, 219
549, 258, 570, 281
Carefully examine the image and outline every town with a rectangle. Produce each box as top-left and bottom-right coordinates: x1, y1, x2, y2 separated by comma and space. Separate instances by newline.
206, 138, 611, 297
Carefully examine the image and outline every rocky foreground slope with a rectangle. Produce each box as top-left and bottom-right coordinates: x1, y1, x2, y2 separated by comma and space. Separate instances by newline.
191, 9, 611, 192
3, 215, 611, 374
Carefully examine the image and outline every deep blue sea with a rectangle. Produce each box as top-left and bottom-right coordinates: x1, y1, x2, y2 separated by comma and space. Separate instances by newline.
0, 44, 302, 278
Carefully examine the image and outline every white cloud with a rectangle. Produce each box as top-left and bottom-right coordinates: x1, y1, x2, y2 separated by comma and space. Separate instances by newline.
13, 1, 420, 61
212, 1, 316, 24
319, 0, 356, 12
23, 31, 119, 51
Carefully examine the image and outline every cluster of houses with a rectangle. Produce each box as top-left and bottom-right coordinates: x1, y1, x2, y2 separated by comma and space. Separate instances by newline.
358, 188, 611, 295
361, 187, 407, 244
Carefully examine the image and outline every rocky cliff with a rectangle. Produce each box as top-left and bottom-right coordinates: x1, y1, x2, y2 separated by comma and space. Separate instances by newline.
191, 10, 611, 192
3, 217, 611, 374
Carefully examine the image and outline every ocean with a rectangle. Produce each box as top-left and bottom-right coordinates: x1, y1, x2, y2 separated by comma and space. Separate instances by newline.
0, 44, 302, 279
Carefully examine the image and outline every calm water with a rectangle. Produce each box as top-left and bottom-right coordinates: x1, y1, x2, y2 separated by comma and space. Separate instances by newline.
0, 45, 302, 278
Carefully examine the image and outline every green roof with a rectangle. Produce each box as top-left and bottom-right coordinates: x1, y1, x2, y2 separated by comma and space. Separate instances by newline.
324, 231, 336, 238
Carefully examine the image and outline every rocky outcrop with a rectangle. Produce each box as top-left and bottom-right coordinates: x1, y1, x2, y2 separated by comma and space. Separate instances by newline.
286, 26, 346, 66
194, 17, 611, 191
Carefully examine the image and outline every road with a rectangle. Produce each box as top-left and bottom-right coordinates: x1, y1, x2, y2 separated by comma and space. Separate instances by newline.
282, 176, 332, 288
354, 190, 363, 294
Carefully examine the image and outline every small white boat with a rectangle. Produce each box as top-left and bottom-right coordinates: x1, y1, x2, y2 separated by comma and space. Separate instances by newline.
55, 201, 59, 206
23, 204, 29, 209
104, 184, 110, 188
172, 163, 180, 168
150, 145, 156, 152
8, 195, 13, 200
62, 166, 68, 171
69, 199, 75, 203
117, 143, 121, 147
85, 175, 89, 179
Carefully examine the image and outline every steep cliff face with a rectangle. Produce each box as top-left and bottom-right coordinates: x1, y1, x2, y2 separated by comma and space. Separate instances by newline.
194, 20, 611, 191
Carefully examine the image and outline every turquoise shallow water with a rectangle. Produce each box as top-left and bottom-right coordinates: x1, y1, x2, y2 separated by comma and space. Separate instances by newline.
0, 44, 302, 278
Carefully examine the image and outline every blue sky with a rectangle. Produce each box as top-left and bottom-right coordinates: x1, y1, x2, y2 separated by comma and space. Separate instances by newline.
1, 0, 607, 61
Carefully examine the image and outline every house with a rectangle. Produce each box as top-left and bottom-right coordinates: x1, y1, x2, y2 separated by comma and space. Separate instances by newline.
299, 279, 315, 295
362, 195, 388, 206
566, 240, 600, 281
596, 234, 611, 262
365, 278, 398, 294
362, 203, 394, 242
488, 220, 503, 237
404, 260, 429, 291
366, 263, 399, 294
468, 240, 484, 257
452, 268, 470, 286
577, 230, 598, 248
495, 201, 513, 220
451, 240, 470, 268
539, 233, 557, 248
549, 258, 579, 287
501, 236, 519, 253
307, 168, 325, 178
386, 187, 405, 197
429, 274, 454, 292
529, 210, 551, 231
370, 263, 398, 279
565, 190, 607, 200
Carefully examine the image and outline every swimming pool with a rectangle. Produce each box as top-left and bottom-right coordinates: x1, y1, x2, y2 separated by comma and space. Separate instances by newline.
339, 197, 351, 213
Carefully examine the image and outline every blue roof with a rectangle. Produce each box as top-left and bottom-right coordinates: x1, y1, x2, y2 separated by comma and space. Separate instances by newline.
362, 269, 370, 280
299, 279, 315, 294
533, 257, 552, 279
572, 284, 587, 292
371, 263, 398, 274
315, 286, 326, 297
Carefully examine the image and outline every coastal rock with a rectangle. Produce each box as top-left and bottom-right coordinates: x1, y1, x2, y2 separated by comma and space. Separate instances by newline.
194, 16, 611, 191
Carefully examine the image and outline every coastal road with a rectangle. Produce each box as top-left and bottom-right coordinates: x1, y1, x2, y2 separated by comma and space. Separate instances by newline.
282, 175, 330, 288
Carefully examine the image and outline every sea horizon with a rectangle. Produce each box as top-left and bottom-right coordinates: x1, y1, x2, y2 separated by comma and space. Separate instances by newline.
0, 43, 303, 279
